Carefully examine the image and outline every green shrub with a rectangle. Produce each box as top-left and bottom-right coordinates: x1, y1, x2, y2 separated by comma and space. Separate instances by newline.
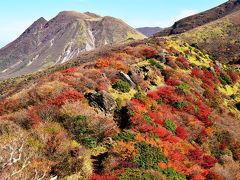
143, 114, 153, 125
114, 130, 135, 142
156, 98, 163, 104
63, 115, 101, 148
174, 101, 187, 109
119, 168, 161, 180
134, 91, 144, 100
160, 167, 186, 180
175, 84, 189, 94
164, 119, 177, 134
220, 73, 232, 85
148, 59, 164, 72
134, 142, 168, 169
112, 80, 131, 93
82, 137, 97, 148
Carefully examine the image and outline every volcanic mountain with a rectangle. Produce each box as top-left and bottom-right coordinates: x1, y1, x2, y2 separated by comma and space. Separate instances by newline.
136, 27, 162, 37
0, 11, 145, 79
156, 0, 240, 63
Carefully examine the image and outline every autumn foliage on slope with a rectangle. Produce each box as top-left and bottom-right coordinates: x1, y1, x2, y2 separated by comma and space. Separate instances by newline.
0, 38, 240, 179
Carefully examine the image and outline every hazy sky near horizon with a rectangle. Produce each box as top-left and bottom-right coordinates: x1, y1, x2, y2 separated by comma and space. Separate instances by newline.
0, 0, 226, 48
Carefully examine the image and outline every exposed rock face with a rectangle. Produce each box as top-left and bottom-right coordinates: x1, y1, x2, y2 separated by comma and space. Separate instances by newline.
119, 71, 136, 88
0, 11, 145, 80
86, 91, 117, 114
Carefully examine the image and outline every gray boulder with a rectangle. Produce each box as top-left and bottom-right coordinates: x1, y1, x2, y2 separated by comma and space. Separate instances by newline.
85, 91, 117, 114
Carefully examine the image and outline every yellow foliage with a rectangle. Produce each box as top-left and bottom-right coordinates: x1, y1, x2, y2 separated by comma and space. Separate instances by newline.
36, 81, 69, 98
109, 87, 136, 106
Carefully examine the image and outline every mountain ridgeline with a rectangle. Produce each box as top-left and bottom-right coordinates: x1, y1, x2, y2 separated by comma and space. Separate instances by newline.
0, 11, 145, 80
156, 0, 240, 64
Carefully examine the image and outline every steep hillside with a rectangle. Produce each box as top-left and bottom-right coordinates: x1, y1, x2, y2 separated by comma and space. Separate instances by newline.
177, 10, 240, 63
157, 0, 240, 36
0, 11, 145, 80
0, 37, 240, 179
136, 27, 162, 37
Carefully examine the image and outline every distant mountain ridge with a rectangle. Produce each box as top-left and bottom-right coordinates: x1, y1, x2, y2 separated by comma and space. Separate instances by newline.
0, 11, 145, 79
156, 0, 240, 63
136, 27, 162, 37
156, 0, 240, 36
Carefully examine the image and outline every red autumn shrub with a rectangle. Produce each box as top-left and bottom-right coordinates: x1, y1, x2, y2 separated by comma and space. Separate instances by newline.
191, 174, 205, 180
136, 123, 154, 133
166, 78, 182, 86
130, 113, 145, 125
188, 148, 203, 163
149, 112, 164, 125
147, 91, 160, 100
163, 135, 179, 143
166, 56, 178, 69
129, 99, 145, 112
157, 86, 180, 104
191, 67, 203, 78
229, 71, 239, 82
176, 126, 188, 140
176, 57, 190, 69
152, 126, 169, 138
49, 91, 83, 106
201, 155, 217, 168
62, 67, 78, 74
139, 47, 158, 58
206, 171, 222, 180
170, 151, 183, 161
28, 107, 42, 126
89, 173, 118, 180
194, 101, 213, 126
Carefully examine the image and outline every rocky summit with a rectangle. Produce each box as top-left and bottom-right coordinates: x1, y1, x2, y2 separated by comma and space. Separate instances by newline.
0, 11, 145, 80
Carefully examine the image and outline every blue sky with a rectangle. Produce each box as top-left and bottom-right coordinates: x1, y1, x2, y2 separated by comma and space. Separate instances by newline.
0, 0, 226, 48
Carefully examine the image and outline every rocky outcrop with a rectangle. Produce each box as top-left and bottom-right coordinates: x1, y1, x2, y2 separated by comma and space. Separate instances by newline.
119, 71, 136, 88
85, 91, 117, 114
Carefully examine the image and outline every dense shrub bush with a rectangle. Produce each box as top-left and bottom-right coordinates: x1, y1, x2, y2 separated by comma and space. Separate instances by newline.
229, 71, 239, 82
160, 167, 186, 180
89, 173, 118, 180
114, 130, 136, 142
219, 72, 232, 85
175, 57, 190, 69
174, 101, 187, 109
139, 47, 158, 59
164, 119, 177, 134
148, 59, 164, 72
119, 168, 161, 180
134, 142, 168, 169
49, 91, 83, 106
62, 67, 78, 74
112, 80, 131, 93
176, 126, 188, 140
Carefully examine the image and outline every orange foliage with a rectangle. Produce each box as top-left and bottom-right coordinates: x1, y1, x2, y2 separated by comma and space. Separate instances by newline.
95, 57, 110, 68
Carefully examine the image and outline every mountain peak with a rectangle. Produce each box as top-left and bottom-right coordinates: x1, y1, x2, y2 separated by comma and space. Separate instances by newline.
84, 12, 101, 18
0, 10, 145, 79
56, 11, 99, 19
22, 17, 47, 35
